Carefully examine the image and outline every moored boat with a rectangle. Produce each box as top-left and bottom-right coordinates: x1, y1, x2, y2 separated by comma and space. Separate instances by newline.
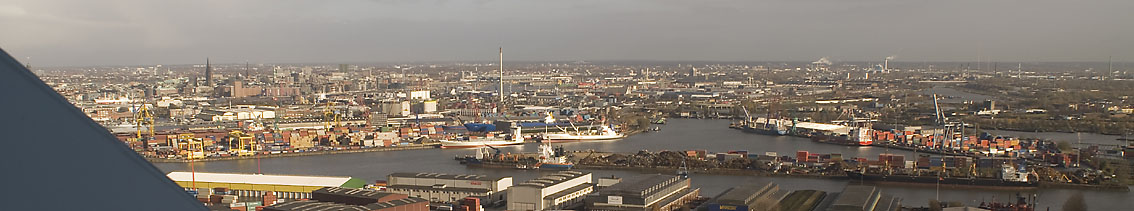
541, 125, 624, 142
440, 126, 524, 148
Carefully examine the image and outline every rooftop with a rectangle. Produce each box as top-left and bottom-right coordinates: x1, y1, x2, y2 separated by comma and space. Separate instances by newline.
516, 171, 589, 188
167, 172, 364, 188
314, 187, 399, 200
715, 181, 775, 205
388, 172, 509, 181
830, 185, 879, 210
264, 200, 371, 211
600, 174, 680, 196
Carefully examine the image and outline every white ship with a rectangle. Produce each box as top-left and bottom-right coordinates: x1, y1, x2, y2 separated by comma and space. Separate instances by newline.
541, 125, 624, 142
440, 126, 524, 148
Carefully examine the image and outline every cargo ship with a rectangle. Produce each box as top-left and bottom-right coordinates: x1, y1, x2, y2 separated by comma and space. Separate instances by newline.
740, 122, 789, 136
845, 164, 1037, 187
541, 125, 624, 142
735, 107, 789, 136
440, 126, 524, 148
810, 127, 873, 146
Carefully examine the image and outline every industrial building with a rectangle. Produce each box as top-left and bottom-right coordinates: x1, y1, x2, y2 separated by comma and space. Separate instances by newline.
166, 172, 366, 199
264, 187, 429, 211
823, 185, 901, 211
507, 171, 594, 211
697, 181, 786, 211
386, 172, 512, 203
585, 174, 701, 211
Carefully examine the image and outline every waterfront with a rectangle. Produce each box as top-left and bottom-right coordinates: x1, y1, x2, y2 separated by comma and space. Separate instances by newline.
155, 118, 1134, 209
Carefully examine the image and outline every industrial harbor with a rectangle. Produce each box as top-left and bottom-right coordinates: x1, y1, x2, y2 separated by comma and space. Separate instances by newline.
5, 1, 1133, 210
25, 55, 1133, 210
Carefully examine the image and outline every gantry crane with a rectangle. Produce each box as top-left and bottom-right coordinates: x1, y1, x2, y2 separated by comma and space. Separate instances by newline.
134, 103, 155, 149
228, 130, 256, 156
322, 101, 342, 131
177, 133, 205, 160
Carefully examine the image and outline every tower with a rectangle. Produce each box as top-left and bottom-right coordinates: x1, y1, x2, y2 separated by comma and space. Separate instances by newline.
204, 58, 213, 86
245, 61, 250, 79
503, 47, 508, 103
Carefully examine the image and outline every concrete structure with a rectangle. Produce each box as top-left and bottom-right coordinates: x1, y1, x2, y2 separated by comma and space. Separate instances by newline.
697, 181, 784, 211
410, 90, 431, 100
386, 172, 512, 203
166, 172, 366, 199
424, 100, 438, 113
586, 174, 700, 211
825, 185, 901, 211
507, 171, 594, 211
199, 107, 276, 121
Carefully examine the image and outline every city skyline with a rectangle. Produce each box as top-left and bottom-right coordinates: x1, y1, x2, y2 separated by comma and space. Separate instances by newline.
0, 0, 1132, 66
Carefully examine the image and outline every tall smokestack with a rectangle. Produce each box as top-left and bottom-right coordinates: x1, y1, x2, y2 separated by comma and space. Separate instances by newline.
503, 47, 508, 103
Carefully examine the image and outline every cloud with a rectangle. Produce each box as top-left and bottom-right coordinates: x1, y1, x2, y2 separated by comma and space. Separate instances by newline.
1, 0, 1132, 66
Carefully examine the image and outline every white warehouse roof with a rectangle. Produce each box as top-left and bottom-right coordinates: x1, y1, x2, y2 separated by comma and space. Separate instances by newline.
167, 172, 361, 187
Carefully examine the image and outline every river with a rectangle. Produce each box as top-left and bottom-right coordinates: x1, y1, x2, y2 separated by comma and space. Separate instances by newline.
154, 118, 1132, 209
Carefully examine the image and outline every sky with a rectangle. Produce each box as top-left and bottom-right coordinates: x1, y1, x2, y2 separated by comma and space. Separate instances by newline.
1, 0, 1132, 66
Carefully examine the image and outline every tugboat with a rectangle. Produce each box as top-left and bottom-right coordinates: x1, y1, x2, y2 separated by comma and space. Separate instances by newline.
535, 143, 573, 170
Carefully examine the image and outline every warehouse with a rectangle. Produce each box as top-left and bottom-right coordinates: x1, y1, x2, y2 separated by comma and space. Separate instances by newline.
586, 174, 701, 211
507, 171, 594, 211
264, 187, 429, 211
386, 172, 512, 203
166, 172, 366, 199
696, 181, 785, 211
825, 185, 901, 211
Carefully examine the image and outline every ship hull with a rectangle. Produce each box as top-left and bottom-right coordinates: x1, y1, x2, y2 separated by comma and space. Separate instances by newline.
537, 163, 574, 170
811, 134, 872, 146
739, 126, 788, 136
541, 134, 624, 142
439, 140, 523, 148
846, 171, 1037, 187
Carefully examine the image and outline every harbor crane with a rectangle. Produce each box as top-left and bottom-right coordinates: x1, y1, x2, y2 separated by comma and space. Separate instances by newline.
177, 133, 205, 160
133, 103, 155, 149
227, 130, 256, 156
322, 101, 342, 130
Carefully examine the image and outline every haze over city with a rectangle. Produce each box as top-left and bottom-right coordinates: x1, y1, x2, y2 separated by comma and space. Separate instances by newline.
2, 0, 1133, 66
2, 0, 1133, 210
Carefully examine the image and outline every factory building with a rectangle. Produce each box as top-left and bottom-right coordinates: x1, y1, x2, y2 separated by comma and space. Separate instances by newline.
386, 172, 512, 203
825, 185, 901, 211
697, 181, 786, 211
264, 187, 429, 211
507, 171, 594, 211
585, 174, 701, 211
198, 106, 276, 122
166, 172, 366, 199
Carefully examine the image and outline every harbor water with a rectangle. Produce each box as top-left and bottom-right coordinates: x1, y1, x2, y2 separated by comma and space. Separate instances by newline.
154, 118, 1133, 209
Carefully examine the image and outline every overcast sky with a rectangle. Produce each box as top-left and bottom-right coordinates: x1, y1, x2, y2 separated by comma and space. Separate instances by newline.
1, 0, 1132, 66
